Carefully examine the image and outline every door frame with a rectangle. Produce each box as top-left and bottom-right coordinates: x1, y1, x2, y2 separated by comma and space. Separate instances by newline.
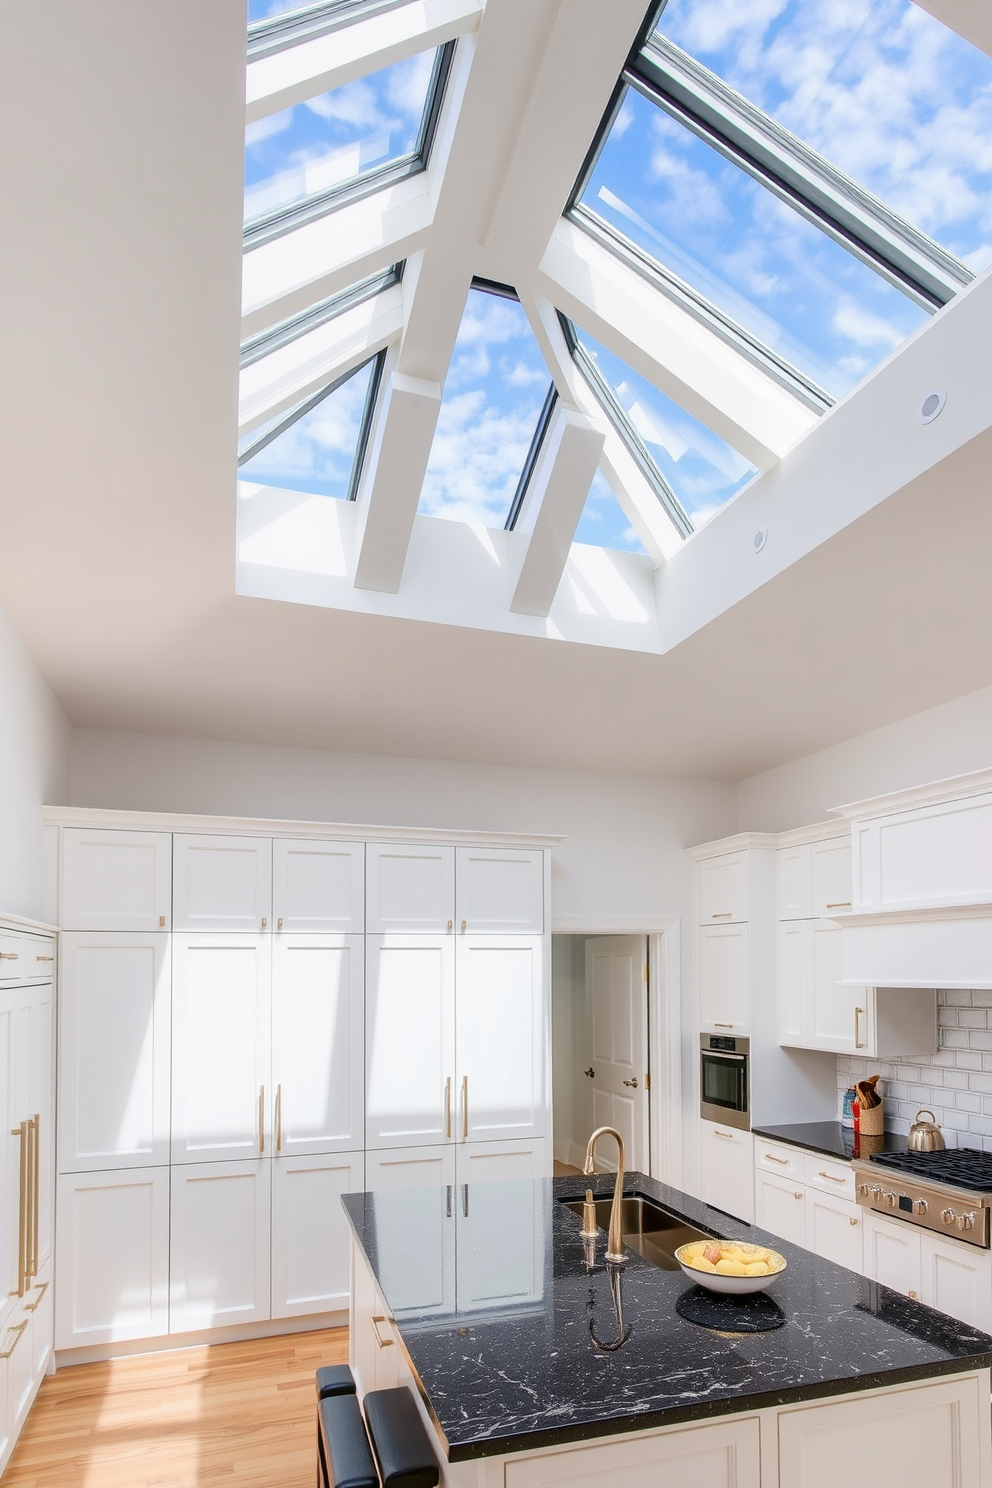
551, 915, 682, 1189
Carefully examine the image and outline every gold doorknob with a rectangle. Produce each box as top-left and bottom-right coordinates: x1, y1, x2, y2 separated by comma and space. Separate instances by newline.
622, 1078, 639, 1088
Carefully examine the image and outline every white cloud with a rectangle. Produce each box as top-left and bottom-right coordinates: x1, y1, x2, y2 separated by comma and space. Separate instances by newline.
385, 50, 435, 120
245, 110, 291, 149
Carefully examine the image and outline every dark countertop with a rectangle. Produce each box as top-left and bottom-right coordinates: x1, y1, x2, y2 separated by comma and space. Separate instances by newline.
752, 1120, 907, 1161
341, 1171, 992, 1462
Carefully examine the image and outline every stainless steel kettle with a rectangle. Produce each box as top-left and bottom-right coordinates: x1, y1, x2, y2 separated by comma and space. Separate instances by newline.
907, 1108, 945, 1152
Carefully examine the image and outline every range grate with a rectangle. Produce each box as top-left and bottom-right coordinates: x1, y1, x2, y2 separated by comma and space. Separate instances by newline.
869, 1147, 992, 1193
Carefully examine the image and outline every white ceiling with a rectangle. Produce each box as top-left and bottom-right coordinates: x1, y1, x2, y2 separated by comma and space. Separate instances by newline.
0, 0, 990, 782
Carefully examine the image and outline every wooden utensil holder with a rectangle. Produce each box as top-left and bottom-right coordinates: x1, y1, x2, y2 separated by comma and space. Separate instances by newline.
859, 1101, 884, 1136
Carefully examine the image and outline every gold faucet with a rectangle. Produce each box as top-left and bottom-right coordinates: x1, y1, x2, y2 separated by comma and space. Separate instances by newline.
583, 1126, 627, 1264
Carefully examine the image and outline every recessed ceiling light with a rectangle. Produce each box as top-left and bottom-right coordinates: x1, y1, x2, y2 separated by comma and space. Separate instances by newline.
753, 527, 767, 553
919, 388, 946, 424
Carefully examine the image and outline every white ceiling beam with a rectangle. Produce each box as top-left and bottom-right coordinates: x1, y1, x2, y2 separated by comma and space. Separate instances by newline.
536, 217, 819, 470
241, 172, 433, 339
239, 284, 403, 435
911, 0, 992, 54
508, 406, 606, 617
247, 0, 483, 122
352, 369, 442, 591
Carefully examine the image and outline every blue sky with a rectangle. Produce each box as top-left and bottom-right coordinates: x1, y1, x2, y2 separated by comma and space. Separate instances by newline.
238, 360, 375, 498
244, 49, 435, 222
659, 0, 992, 272
573, 470, 647, 553
419, 290, 553, 527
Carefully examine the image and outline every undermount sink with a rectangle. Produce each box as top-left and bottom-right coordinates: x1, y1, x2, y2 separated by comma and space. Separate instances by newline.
561, 1195, 710, 1271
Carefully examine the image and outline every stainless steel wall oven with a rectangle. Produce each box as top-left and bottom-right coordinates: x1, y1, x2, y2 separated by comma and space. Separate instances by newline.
700, 1034, 750, 1130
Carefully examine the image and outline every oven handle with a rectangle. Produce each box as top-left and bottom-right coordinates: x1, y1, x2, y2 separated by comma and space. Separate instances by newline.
702, 1052, 747, 1062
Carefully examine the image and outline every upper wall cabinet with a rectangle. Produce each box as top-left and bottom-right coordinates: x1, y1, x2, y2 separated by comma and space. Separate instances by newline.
366, 845, 456, 933
455, 849, 544, 934
272, 839, 364, 933
851, 790, 992, 911
61, 829, 172, 932
697, 852, 749, 925
777, 837, 853, 920
173, 835, 272, 932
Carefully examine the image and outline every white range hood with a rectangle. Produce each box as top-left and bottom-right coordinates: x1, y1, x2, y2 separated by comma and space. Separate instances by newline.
837, 903, 992, 990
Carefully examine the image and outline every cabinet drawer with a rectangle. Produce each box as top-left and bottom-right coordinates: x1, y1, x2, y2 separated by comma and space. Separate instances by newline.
803, 1154, 854, 1200
0, 933, 25, 982
755, 1140, 803, 1179
698, 852, 749, 926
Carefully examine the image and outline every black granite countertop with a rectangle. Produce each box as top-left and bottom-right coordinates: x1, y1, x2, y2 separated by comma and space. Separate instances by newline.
752, 1120, 907, 1161
341, 1170, 992, 1461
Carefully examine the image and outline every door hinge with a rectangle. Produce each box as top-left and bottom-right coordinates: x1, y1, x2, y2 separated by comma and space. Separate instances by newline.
643, 964, 648, 982
645, 1072, 651, 1091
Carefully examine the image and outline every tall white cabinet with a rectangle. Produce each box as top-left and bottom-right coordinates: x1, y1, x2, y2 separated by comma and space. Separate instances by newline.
50, 813, 553, 1358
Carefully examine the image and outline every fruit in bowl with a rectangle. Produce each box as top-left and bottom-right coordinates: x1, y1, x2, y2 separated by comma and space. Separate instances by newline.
675, 1239, 786, 1295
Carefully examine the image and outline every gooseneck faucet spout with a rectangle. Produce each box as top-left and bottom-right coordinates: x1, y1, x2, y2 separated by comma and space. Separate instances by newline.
583, 1126, 627, 1264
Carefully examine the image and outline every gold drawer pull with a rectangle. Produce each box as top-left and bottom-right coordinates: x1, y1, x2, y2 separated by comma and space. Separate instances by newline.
0, 952, 19, 960
817, 1171, 847, 1184
0, 1321, 28, 1358
275, 1085, 282, 1153
711, 912, 733, 919
764, 1154, 789, 1165
370, 1315, 393, 1350
714, 1130, 734, 1140
24, 1280, 49, 1311
826, 902, 852, 910
35, 955, 54, 962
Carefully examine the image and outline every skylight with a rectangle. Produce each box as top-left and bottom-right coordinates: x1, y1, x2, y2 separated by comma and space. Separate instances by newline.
419, 287, 555, 527
574, 470, 648, 554
568, 322, 757, 529
238, 355, 381, 499
657, 0, 992, 274
244, 45, 444, 230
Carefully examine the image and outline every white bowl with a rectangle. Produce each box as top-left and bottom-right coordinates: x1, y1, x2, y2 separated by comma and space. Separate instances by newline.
675, 1242, 786, 1296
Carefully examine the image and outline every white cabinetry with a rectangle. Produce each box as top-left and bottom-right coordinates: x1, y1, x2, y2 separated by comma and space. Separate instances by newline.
169, 1160, 270, 1333
754, 1168, 806, 1245
866, 1211, 992, 1330
366, 844, 455, 932
271, 1152, 363, 1319
863, 1211, 924, 1300
845, 781, 992, 912
805, 1190, 862, 1272
366, 935, 455, 1149
699, 925, 749, 1034
272, 838, 364, 933
697, 851, 749, 925
701, 1122, 753, 1223
456, 937, 545, 1142
172, 834, 272, 932
61, 829, 171, 931
455, 848, 544, 933
690, 837, 776, 1046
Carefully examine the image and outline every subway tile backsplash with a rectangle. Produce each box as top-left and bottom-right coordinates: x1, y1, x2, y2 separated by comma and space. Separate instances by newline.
838, 991, 992, 1151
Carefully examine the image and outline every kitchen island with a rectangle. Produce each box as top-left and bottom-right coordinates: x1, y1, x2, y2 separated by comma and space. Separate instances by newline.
343, 1171, 992, 1486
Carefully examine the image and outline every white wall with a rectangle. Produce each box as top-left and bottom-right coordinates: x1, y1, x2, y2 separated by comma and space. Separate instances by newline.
738, 682, 992, 832
0, 598, 70, 920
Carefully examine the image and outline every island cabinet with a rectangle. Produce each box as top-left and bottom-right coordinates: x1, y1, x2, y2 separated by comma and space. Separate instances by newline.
49, 811, 554, 1358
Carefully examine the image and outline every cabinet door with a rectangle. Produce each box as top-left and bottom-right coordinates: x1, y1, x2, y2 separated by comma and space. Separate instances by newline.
363, 1147, 456, 1317
806, 1190, 863, 1272
779, 920, 808, 1046
173, 835, 272, 932
456, 1138, 551, 1184
28, 1259, 53, 1384
171, 936, 271, 1163
921, 1233, 992, 1331
699, 925, 749, 1034
59, 934, 171, 1171
697, 851, 749, 925
777, 844, 810, 920
271, 1152, 363, 1320
810, 838, 853, 917
455, 848, 544, 933
455, 1163, 547, 1314
808, 921, 864, 1054
366, 844, 454, 933
27, 984, 53, 1278
456, 937, 546, 1144
61, 828, 172, 932
8, 1306, 34, 1434
700, 1123, 754, 1223
504, 1417, 761, 1488
366, 936, 455, 1149
55, 1167, 170, 1348
863, 1212, 922, 1299
0, 997, 15, 1310
272, 935, 363, 1156
754, 1171, 806, 1245
272, 839, 364, 933
169, 1159, 271, 1333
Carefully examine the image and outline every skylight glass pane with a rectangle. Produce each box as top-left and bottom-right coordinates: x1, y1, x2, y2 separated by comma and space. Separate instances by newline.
238, 359, 375, 498
657, 0, 992, 272
248, 0, 305, 18
580, 85, 928, 398
244, 48, 436, 222
575, 328, 757, 525
419, 289, 554, 527
574, 469, 647, 554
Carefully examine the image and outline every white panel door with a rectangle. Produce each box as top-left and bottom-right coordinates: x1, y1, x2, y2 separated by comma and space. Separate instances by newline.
697, 851, 749, 925
457, 936, 546, 1144
454, 848, 544, 933
55, 1167, 170, 1348
271, 1152, 363, 1319
700, 1123, 754, 1223
366, 936, 455, 1149
173, 835, 272, 932
59, 933, 171, 1172
169, 1159, 271, 1333
921, 1232, 992, 1331
699, 925, 749, 1034
809, 920, 863, 1054
272, 935, 363, 1156
273, 839, 364, 933
584, 936, 648, 1171
779, 920, 808, 1046
362, 1146, 456, 1317
171, 936, 271, 1163
806, 1190, 863, 1272
61, 828, 172, 932
366, 844, 455, 933
754, 1171, 806, 1246
810, 837, 853, 917
863, 1212, 922, 1299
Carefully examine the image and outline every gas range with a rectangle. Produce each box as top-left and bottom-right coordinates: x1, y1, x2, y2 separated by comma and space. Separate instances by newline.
852, 1149, 992, 1249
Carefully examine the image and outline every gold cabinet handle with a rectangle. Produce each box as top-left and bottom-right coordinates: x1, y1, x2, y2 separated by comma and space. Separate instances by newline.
711, 913, 733, 919
0, 952, 19, 960
35, 955, 54, 962
446, 920, 453, 931
8, 1122, 27, 1297
159, 916, 166, 927
817, 1170, 847, 1184
714, 1130, 734, 1140
370, 1315, 393, 1350
462, 1076, 468, 1140
854, 1007, 866, 1049
794, 1191, 803, 1200
849, 1218, 859, 1227
764, 1154, 789, 1166
445, 1077, 452, 1139
461, 920, 467, 932
275, 1085, 282, 1153
712, 1022, 734, 1029
28, 1115, 39, 1281
24, 1280, 49, 1312
826, 902, 852, 910
261, 917, 267, 929
258, 1086, 265, 1153
0, 1321, 28, 1358
277, 917, 283, 930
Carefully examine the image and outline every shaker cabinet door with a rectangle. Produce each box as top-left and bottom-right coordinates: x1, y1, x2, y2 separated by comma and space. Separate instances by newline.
365, 936, 455, 1149
61, 828, 172, 932
173, 835, 272, 932
271, 1152, 363, 1319
699, 925, 749, 1034
365, 845, 455, 933
272, 839, 364, 933
456, 937, 546, 1143
454, 848, 544, 933
169, 1160, 271, 1333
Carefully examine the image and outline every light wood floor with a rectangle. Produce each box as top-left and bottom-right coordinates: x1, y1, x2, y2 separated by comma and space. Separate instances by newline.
3, 1327, 348, 1488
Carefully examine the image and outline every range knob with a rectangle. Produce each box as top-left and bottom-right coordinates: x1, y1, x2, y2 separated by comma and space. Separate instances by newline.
955, 1212, 976, 1233
912, 1198, 929, 1216
883, 1191, 898, 1208
858, 1183, 871, 1197
941, 1209, 956, 1226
